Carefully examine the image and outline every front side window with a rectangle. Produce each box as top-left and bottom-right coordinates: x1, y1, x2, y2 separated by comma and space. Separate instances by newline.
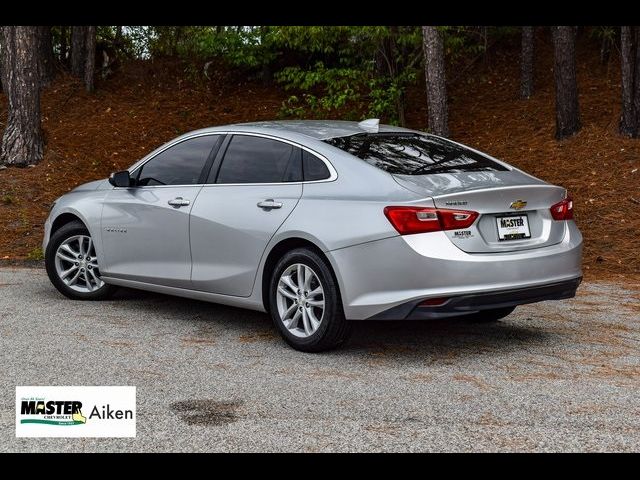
325, 133, 508, 175
214, 135, 299, 184
136, 135, 220, 186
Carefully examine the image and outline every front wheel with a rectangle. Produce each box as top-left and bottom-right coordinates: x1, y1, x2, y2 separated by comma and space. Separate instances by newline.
269, 248, 352, 352
45, 221, 116, 300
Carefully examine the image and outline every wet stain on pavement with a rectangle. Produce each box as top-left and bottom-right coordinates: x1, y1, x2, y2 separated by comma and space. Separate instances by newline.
170, 399, 242, 426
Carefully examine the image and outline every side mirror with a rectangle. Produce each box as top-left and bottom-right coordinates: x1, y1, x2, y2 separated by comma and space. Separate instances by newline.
108, 170, 132, 187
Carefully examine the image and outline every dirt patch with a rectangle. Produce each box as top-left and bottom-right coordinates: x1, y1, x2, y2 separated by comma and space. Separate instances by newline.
102, 340, 135, 348
238, 330, 278, 344
181, 336, 216, 347
477, 412, 510, 427
453, 374, 493, 390
403, 372, 434, 383
307, 367, 361, 380
509, 370, 566, 382
170, 399, 242, 426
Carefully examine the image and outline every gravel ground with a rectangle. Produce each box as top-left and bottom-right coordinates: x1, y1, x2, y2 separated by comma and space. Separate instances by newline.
1, 267, 639, 452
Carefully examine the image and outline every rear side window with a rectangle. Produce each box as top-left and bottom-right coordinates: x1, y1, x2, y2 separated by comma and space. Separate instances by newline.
136, 135, 220, 186
215, 135, 299, 184
324, 133, 508, 175
302, 150, 331, 181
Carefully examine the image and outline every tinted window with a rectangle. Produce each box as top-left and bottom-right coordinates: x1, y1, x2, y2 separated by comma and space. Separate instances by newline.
215, 135, 299, 184
137, 135, 219, 186
303, 150, 331, 181
324, 133, 507, 175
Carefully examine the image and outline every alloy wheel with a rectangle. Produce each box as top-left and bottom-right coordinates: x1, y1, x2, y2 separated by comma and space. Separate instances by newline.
276, 263, 325, 338
54, 235, 104, 293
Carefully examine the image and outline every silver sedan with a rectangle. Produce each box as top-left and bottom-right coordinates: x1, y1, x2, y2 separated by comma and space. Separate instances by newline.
43, 120, 583, 351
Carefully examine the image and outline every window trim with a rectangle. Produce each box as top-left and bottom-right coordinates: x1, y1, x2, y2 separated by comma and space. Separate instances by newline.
124, 133, 224, 189
206, 132, 338, 186
122, 131, 338, 189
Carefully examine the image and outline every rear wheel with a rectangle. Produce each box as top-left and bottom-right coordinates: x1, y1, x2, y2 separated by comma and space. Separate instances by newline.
45, 221, 116, 300
464, 306, 516, 323
269, 248, 352, 352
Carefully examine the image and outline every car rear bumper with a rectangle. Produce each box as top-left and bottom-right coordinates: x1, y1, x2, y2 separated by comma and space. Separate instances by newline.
327, 220, 583, 320
368, 277, 581, 319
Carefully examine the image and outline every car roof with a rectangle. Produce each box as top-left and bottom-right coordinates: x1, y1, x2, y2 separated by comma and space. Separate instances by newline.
197, 120, 419, 141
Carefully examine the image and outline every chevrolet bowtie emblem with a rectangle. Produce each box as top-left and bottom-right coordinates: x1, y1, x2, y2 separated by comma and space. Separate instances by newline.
510, 200, 527, 210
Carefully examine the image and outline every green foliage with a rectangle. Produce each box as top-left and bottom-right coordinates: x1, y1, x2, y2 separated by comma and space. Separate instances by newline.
277, 63, 362, 112
273, 26, 423, 124
441, 26, 518, 60
27, 247, 44, 261
590, 26, 617, 42
86, 26, 520, 124
441, 26, 486, 59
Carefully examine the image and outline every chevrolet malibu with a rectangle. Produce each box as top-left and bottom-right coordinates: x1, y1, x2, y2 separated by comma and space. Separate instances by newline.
43, 120, 582, 352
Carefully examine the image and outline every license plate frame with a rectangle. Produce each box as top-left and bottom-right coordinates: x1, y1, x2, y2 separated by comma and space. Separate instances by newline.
496, 214, 531, 241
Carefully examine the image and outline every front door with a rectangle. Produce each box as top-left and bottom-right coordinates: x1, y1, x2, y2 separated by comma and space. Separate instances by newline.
101, 134, 221, 288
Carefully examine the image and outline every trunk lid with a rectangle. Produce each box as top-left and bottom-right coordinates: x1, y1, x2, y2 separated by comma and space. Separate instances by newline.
393, 171, 568, 253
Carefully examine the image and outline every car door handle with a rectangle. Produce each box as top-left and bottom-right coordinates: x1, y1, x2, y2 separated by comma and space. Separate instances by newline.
168, 197, 190, 207
257, 199, 283, 210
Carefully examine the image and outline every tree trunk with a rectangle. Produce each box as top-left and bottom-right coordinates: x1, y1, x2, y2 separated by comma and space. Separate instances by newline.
600, 35, 611, 65
37, 26, 55, 86
71, 26, 86, 77
633, 28, 640, 138
620, 26, 637, 137
114, 25, 123, 46
60, 26, 68, 65
84, 26, 96, 92
422, 26, 448, 137
551, 26, 581, 139
520, 26, 534, 99
0, 26, 44, 167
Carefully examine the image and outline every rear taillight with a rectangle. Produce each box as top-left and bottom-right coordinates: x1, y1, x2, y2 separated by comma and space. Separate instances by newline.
550, 196, 574, 221
384, 206, 479, 235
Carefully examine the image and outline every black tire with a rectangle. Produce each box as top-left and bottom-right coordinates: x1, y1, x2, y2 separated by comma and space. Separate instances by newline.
45, 221, 117, 300
463, 306, 516, 323
269, 248, 352, 352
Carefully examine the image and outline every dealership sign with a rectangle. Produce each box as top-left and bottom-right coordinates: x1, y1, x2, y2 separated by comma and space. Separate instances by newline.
16, 386, 136, 437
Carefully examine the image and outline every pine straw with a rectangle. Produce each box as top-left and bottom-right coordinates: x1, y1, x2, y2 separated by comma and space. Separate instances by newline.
0, 44, 638, 281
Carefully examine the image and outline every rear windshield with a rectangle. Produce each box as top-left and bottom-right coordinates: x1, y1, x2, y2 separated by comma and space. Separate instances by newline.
324, 133, 508, 175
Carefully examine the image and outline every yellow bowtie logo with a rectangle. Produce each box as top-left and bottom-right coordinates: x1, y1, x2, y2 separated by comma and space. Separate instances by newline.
510, 200, 527, 210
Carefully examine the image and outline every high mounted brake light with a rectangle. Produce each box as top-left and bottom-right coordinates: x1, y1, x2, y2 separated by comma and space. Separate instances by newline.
384, 206, 479, 235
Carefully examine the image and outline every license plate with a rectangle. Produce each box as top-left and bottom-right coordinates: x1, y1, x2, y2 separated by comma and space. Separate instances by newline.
496, 214, 531, 241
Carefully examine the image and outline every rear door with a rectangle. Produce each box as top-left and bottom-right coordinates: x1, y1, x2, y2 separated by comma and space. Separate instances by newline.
189, 134, 303, 296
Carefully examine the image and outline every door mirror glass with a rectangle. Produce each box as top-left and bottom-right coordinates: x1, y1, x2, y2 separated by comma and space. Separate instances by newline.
109, 170, 132, 187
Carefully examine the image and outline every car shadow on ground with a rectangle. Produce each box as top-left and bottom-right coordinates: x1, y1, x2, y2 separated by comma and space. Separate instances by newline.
99, 287, 554, 359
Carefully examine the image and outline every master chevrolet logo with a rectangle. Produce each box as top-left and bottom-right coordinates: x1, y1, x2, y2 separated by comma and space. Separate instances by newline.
509, 200, 527, 210
20, 400, 86, 426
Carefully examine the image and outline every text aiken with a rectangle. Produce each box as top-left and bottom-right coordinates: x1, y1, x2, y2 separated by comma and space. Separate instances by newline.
90, 405, 134, 420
